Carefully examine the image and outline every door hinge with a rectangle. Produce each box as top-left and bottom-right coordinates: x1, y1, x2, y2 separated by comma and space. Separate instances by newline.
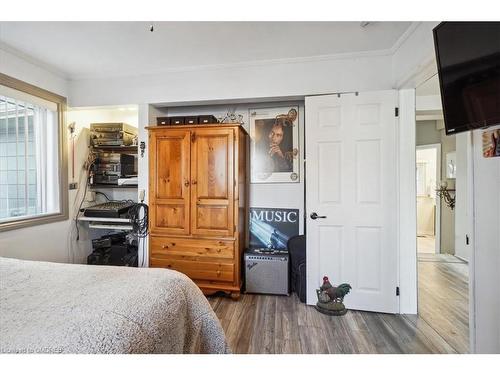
191, 132, 196, 142
396, 286, 400, 296
466, 234, 470, 245
395, 107, 399, 117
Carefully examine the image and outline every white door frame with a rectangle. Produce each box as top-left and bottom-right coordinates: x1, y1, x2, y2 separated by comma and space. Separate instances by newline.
398, 65, 476, 351
416, 143, 441, 254
398, 89, 418, 314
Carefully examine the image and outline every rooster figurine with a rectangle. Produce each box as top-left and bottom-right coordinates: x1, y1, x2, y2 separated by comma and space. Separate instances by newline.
315, 276, 352, 316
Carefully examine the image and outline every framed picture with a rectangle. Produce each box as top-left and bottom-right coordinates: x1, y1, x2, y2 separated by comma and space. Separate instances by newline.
249, 106, 299, 183
482, 127, 500, 158
249, 207, 300, 250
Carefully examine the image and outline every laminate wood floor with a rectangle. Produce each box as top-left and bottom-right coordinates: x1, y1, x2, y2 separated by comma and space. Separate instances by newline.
207, 254, 469, 354
417, 255, 469, 354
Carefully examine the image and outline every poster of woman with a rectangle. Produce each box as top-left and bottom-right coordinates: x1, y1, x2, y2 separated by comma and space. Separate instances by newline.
482, 127, 500, 158
249, 106, 299, 183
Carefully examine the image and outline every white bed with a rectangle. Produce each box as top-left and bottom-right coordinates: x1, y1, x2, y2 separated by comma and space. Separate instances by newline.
0, 257, 229, 354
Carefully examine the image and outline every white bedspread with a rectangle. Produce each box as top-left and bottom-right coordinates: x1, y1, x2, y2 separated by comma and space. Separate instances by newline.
0, 257, 229, 354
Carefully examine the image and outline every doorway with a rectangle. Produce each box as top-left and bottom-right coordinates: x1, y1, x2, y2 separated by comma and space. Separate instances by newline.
415, 74, 470, 353
416, 144, 441, 254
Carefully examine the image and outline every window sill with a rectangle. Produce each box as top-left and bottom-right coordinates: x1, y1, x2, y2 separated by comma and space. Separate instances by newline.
0, 211, 69, 232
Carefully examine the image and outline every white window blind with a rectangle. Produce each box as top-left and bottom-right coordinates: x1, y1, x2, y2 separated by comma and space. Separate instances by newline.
0, 87, 60, 223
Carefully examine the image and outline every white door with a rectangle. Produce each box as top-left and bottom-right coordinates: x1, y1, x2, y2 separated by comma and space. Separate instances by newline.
305, 91, 399, 313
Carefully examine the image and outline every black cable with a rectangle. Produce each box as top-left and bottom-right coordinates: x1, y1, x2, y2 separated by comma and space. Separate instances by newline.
127, 203, 149, 268
75, 153, 97, 241
94, 191, 110, 201
128, 203, 148, 239
75, 172, 89, 241
141, 234, 146, 268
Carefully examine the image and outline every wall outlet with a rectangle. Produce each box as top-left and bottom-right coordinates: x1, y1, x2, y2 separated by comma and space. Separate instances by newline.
69, 182, 78, 190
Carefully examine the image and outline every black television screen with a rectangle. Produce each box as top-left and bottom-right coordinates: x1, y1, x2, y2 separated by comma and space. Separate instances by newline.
433, 22, 500, 135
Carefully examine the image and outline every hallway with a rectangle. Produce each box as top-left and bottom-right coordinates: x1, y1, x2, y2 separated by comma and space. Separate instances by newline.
418, 253, 469, 353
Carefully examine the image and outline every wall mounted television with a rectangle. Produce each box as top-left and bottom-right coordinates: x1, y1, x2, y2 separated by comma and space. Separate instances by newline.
433, 22, 500, 135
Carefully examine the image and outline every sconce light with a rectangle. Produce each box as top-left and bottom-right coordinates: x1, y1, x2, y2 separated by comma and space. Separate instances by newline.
436, 181, 456, 210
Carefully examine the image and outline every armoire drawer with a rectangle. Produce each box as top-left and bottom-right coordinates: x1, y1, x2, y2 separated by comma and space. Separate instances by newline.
150, 236, 234, 260
150, 257, 234, 283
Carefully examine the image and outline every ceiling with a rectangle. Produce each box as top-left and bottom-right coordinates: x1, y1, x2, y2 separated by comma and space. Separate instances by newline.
0, 21, 413, 80
416, 74, 443, 121
416, 74, 441, 97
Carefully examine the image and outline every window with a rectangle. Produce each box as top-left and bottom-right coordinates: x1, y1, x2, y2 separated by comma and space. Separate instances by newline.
0, 73, 67, 231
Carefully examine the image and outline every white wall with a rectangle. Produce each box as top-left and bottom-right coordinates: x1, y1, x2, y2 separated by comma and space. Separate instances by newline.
68, 54, 393, 107
392, 22, 439, 88
471, 126, 500, 353
0, 47, 68, 97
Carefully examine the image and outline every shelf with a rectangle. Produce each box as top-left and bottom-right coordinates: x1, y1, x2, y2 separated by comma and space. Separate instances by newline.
88, 223, 133, 230
88, 184, 138, 189
90, 145, 138, 153
78, 216, 131, 223
78, 216, 132, 231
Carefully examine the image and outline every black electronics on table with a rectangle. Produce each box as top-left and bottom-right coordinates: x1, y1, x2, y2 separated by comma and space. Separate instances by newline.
90, 122, 137, 146
83, 201, 135, 218
433, 22, 500, 135
92, 152, 135, 185
88, 232, 138, 267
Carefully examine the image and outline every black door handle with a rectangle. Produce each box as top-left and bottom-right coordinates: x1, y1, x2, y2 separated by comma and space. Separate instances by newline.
310, 212, 327, 220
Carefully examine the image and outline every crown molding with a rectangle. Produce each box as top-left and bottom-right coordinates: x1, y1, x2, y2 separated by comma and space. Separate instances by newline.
2, 22, 422, 83
389, 21, 421, 54
0, 42, 70, 80
69, 47, 396, 81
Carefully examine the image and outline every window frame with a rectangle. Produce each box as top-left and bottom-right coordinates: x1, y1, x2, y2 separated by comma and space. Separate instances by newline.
0, 73, 68, 232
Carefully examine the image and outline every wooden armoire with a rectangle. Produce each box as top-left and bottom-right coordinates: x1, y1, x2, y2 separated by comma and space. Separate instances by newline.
147, 123, 248, 299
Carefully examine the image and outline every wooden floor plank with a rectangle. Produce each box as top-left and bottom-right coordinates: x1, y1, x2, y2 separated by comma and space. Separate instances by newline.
207, 254, 468, 354
417, 257, 469, 353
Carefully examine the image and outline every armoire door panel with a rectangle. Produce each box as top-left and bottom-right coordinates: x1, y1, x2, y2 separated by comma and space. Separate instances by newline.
149, 130, 191, 235
196, 205, 229, 230
154, 204, 186, 231
156, 136, 188, 199
193, 132, 230, 199
191, 128, 234, 236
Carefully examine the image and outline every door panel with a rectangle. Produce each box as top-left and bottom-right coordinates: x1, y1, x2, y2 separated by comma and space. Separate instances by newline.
149, 129, 191, 235
305, 91, 399, 313
191, 128, 234, 237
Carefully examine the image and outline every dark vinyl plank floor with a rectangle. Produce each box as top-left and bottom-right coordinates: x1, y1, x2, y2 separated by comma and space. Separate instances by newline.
208, 254, 468, 354
417, 254, 469, 353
